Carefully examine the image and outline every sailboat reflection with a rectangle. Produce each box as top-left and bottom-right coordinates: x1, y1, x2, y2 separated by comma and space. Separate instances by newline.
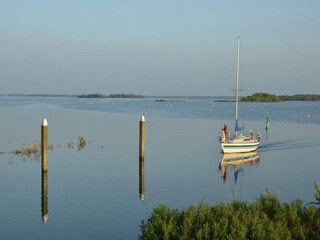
41, 171, 48, 223
219, 151, 260, 200
139, 157, 145, 202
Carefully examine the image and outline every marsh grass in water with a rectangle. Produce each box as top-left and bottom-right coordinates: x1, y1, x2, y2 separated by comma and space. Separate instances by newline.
77, 136, 86, 151
11, 136, 88, 160
139, 188, 320, 240
12, 140, 53, 160
67, 136, 87, 151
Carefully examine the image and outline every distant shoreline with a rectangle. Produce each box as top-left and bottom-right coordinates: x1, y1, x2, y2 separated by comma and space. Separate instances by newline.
0, 93, 144, 99
77, 93, 144, 99
240, 93, 320, 102
0, 93, 319, 101
214, 100, 235, 102
216, 93, 320, 102
0, 93, 76, 98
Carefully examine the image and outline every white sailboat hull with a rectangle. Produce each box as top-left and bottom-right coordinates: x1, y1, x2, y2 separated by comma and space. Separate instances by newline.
221, 140, 259, 153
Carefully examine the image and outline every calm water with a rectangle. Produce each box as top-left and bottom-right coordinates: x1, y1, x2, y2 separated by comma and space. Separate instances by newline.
0, 96, 319, 239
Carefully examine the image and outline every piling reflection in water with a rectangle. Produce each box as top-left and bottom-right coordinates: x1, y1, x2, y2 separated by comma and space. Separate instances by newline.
265, 128, 269, 140
219, 152, 260, 200
41, 170, 48, 223
139, 157, 145, 202
41, 118, 49, 223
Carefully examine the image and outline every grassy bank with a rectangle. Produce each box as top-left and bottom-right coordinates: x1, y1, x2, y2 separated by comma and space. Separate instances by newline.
139, 185, 320, 240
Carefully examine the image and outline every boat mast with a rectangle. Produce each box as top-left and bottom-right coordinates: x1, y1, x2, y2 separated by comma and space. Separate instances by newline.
235, 34, 240, 135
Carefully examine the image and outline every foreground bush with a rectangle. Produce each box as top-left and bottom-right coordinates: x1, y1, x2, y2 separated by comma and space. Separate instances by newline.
139, 190, 320, 240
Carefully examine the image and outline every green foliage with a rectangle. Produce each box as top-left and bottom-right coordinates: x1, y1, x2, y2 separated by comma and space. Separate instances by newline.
138, 189, 320, 240
241, 92, 284, 102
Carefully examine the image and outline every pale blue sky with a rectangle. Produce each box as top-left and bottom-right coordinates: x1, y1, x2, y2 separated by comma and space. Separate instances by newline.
0, 0, 319, 96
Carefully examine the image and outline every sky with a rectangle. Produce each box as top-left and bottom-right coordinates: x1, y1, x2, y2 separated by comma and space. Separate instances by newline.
0, 0, 319, 96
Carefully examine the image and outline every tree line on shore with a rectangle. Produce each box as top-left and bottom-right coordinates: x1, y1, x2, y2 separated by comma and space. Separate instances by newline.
0, 93, 145, 98
77, 93, 144, 98
240, 93, 320, 102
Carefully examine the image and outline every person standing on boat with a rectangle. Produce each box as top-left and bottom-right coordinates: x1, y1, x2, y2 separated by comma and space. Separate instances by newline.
223, 124, 229, 140
250, 129, 254, 140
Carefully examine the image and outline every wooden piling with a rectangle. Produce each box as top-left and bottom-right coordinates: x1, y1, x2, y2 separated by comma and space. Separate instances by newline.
139, 115, 145, 159
41, 119, 48, 172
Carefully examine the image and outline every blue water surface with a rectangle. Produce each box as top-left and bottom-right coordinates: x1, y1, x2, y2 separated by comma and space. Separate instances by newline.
0, 96, 319, 239
1, 96, 319, 124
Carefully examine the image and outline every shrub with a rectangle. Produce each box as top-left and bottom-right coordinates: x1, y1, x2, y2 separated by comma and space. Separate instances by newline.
138, 189, 320, 240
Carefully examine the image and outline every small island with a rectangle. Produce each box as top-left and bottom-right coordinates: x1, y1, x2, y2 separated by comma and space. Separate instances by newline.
240, 93, 320, 102
77, 93, 107, 98
240, 93, 284, 102
109, 93, 144, 98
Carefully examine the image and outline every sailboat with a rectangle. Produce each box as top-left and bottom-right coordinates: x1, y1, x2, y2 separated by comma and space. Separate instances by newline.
220, 35, 260, 153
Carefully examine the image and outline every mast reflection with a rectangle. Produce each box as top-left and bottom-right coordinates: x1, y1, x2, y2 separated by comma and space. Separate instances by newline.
139, 156, 145, 202
41, 171, 48, 223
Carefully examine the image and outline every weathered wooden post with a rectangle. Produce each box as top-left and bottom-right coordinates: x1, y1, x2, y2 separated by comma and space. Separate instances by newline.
41, 170, 48, 223
139, 115, 145, 159
41, 119, 48, 172
41, 118, 48, 223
